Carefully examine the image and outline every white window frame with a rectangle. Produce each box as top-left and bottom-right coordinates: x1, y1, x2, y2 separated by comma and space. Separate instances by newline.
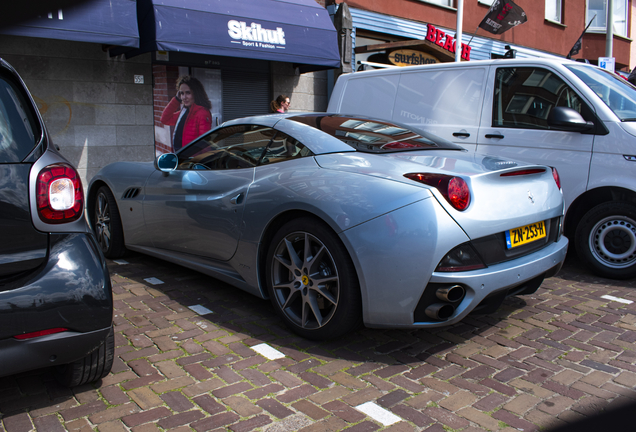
586, 0, 628, 38
545, 0, 563, 23
419, 0, 454, 7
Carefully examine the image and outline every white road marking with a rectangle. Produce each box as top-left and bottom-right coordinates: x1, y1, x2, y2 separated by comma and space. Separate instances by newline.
355, 402, 401, 426
189, 305, 213, 315
251, 343, 285, 360
601, 295, 633, 304
144, 277, 164, 285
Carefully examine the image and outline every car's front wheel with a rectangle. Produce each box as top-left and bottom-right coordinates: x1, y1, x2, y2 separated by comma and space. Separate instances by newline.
575, 202, 636, 279
265, 218, 362, 340
93, 186, 126, 258
55, 326, 115, 387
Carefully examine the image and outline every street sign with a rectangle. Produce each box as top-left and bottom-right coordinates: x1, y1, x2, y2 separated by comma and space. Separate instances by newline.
598, 57, 616, 73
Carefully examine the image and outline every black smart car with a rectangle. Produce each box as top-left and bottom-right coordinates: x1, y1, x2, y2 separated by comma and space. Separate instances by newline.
0, 58, 113, 386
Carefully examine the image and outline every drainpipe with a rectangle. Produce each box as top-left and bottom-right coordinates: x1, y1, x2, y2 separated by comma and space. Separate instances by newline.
606, 0, 613, 57
455, 0, 463, 62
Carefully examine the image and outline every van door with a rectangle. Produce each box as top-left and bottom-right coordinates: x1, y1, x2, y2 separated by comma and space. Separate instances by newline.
390, 66, 488, 153
477, 65, 595, 211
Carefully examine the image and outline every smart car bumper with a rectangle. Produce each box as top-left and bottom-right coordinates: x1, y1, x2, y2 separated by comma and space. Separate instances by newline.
0, 232, 112, 377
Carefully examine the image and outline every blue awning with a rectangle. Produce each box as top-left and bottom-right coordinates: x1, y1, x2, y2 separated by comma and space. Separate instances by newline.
1, 0, 139, 48
119, 0, 340, 71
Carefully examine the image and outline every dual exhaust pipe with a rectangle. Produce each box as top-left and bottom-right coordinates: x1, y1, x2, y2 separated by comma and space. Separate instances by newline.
425, 285, 465, 320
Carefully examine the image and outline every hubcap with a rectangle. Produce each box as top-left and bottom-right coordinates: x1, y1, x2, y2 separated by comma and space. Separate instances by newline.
271, 231, 339, 330
95, 193, 112, 253
589, 215, 636, 269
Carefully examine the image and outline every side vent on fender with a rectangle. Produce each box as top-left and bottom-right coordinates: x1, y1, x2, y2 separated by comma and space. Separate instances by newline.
122, 187, 141, 199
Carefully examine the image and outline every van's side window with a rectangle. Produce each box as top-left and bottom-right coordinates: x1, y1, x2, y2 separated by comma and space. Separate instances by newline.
493, 67, 591, 130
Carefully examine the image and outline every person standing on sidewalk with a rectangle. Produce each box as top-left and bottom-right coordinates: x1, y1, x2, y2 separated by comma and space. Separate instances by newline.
161, 76, 212, 152
270, 94, 290, 113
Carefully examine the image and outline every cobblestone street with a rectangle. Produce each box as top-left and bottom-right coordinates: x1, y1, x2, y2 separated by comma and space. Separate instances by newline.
2, 253, 636, 432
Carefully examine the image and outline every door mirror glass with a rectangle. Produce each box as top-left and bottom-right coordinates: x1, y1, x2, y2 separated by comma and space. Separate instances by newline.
157, 153, 178, 172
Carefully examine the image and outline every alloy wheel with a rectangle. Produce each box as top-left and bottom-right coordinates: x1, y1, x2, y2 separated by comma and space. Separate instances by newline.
95, 192, 112, 253
270, 231, 340, 330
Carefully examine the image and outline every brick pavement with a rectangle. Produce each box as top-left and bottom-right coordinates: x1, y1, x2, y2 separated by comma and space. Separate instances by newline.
2, 253, 636, 431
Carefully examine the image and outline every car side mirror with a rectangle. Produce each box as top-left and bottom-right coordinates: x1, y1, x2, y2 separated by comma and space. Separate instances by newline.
156, 153, 178, 172
548, 106, 595, 132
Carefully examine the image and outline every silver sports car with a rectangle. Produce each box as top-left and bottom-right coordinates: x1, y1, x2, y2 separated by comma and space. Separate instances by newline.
88, 113, 568, 340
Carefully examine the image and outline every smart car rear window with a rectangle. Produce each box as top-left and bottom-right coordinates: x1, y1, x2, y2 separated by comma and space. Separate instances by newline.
288, 114, 462, 153
0, 71, 40, 163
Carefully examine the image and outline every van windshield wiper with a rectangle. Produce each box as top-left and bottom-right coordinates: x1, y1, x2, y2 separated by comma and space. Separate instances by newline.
621, 118, 636, 122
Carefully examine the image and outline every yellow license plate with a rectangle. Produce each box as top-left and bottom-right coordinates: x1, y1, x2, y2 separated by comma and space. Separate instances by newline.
505, 221, 546, 249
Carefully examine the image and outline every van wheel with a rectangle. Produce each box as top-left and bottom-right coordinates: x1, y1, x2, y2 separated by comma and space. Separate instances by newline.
55, 326, 115, 387
575, 202, 636, 279
93, 186, 126, 258
265, 218, 362, 340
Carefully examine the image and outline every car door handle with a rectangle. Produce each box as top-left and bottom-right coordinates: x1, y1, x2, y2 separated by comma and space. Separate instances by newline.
453, 132, 470, 137
230, 193, 243, 205
485, 134, 504, 139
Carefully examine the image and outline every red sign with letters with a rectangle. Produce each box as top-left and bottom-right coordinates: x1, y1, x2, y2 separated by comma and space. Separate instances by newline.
425, 24, 471, 61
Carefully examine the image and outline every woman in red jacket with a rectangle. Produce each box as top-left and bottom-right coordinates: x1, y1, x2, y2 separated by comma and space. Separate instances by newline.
161, 76, 212, 152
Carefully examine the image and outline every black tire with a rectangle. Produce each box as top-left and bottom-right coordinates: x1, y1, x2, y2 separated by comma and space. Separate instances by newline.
265, 217, 362, 340
55, 326, 115, 387
93, 186, 126, 258
575, 202, 636, 280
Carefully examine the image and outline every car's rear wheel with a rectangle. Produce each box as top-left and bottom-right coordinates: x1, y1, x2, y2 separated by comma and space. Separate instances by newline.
94, 186, 126, 258
575, 202, 636, 279
265, 218, 362, 340
55, 326, 115, 387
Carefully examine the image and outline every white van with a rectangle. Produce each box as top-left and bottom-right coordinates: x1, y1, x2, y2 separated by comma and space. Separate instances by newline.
328, 58, 636, 280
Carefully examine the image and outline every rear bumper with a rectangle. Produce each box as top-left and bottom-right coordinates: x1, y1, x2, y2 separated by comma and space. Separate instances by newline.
0, 232, 112, 377
362, 235, 568, 329
413, 236, 569, 327
0, 327, 112, 377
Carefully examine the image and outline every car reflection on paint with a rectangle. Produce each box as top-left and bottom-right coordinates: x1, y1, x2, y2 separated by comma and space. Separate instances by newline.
0, 58, 114, 386
88, 113, 568, 340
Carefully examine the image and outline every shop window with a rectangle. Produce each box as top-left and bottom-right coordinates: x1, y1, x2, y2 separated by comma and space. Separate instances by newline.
493, 67, 592, 130
545, 0, 562, 23
587, 0, 628, 38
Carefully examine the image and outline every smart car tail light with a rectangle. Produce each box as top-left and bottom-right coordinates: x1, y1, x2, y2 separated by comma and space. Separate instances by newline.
37, 164, 84, 224
552, 167, 561, 190
14, 327, 68, 340
405, 173, 471, 211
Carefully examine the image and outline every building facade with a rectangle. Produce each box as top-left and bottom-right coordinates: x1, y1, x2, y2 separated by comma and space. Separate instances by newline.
328, 0, 632, 72
0, 0, 337, 187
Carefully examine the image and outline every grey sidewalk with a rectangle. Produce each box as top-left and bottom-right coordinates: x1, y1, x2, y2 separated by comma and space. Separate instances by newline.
1, 253, 636, 432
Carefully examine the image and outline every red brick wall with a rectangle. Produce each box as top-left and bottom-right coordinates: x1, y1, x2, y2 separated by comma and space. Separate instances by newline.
152, 64, 180, 154
340, 0, 631, 68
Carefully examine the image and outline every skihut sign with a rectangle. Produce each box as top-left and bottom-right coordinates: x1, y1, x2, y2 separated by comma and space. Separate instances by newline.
425, 24, 471, 61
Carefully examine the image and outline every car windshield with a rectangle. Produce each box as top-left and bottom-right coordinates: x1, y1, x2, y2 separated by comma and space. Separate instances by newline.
565, 64, 636, 121
288, 114, 463, 153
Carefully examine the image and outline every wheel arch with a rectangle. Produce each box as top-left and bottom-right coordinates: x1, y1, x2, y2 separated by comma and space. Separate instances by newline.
565, 186, 636, 244
256, 209, 362, 301
86, 180, 110, 230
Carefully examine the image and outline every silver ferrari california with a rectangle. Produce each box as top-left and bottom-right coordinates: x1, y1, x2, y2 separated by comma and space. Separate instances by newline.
88, 113, 568, 340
